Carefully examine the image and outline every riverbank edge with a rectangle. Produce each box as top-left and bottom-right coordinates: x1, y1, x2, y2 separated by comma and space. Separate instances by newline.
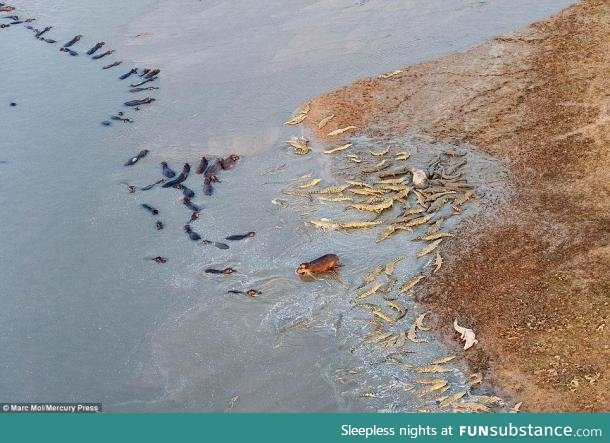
300, 0, 609, 412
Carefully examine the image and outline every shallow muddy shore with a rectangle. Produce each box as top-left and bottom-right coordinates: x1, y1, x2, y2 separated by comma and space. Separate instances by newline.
301, 0, 609, 412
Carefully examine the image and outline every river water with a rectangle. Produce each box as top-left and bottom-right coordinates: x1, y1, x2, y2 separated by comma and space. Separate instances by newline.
0, 0, 572, 411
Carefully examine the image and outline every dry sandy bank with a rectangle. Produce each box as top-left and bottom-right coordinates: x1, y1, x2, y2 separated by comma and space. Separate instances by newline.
302, 0, 609, 411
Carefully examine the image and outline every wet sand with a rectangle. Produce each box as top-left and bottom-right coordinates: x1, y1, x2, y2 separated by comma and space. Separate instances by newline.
302, 0, 609, 411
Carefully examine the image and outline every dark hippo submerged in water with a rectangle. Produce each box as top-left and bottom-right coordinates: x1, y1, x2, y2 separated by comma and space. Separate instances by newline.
124, 149, 149, 166
203, 159, 221, 180
141, 203, 159, 215
129, 86, 159, 93
183, 225, 201, 241
63, 35, 82, 48
124, 97, 155, 107
162, 171, 189, 187
225, 232, 255, 241
110, 114, 133, 123
87, 41, 105, 55
182, 197, 200, 212
34, 26, 51, 38
59, 47, 78, 56
151, 256, 167, 263
228, 289, 260, 297
161, 161, 175, 178
144, 68, 160, 78
140, 178, 165, 191
102, 61, 122, 69
195, 156, 208, 175
203, 177, 213, 196
162, 163, 190, 187
173, 184, 195, 198
202, 240, 229, 250
220, 154, 240, 170
119, 68, 137, 80
91, 49, 114, 60
205, 267, 234, 275
130, 77, 156, 87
